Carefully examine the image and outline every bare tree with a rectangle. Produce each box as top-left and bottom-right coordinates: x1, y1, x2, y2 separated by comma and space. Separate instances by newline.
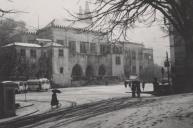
0, 8, 16, 17
70, 0, 192, 43
0, 0, 19, 17
70, 0, 193, 92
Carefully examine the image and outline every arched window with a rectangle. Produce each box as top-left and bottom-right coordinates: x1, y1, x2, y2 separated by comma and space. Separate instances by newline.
71, 64, 83, 80
86, 65, 94, 79
98, 65, 106, 76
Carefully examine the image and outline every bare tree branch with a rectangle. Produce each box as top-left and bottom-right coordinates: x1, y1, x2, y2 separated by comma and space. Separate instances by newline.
68, 0, 193, 42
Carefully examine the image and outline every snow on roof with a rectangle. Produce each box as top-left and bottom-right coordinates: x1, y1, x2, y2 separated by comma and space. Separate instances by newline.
121, 41, 144, 46
43, 42, 63, 47
36, 38, 52, 42
3, 42, 41, 48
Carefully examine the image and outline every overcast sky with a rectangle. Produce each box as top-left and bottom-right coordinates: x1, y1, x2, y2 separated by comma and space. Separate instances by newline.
1, 0, 170, 65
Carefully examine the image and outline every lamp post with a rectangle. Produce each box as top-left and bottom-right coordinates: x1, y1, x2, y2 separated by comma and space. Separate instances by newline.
161, 67, 165, 80
164, 52, 170, 85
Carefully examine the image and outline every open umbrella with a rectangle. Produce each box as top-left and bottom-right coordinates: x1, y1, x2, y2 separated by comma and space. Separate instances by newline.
52, 89, 61, 93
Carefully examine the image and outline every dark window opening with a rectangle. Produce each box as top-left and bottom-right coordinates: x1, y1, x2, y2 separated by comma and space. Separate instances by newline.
71, 64, 83, 80
20, 49, 26, 57
69, 41, 76, 53
90, 43, 97, 54
30, 49, 36, 58
60, 67, 63, 74
58, 49, 64, 57
116, 56, 121, 65
80, 42, 88, 53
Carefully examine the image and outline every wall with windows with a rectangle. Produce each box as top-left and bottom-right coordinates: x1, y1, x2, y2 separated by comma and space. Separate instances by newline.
18, 22, 154, 86
123, 42, 144, 76
51, 47, 70, 85
142, 48, 154, 69
15, 46, 42, 78
112, 54, 124, 77
50, 27, 108, 54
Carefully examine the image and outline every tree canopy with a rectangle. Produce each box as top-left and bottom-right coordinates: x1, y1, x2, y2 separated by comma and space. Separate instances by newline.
74, 0, 192, 41
0, 18, 27, 46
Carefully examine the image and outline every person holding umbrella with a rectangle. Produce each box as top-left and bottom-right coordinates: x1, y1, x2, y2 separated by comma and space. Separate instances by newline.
51, 89, 61, 108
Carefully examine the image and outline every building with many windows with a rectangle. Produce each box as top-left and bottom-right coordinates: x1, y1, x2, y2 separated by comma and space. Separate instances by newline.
0, 3, 153, 86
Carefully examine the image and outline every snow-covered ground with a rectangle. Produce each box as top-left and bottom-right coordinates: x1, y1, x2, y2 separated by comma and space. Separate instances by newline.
1, 83, 193, 128
23, 93, 193, 128
63, 93, 193, 128
15, 83, 153, 114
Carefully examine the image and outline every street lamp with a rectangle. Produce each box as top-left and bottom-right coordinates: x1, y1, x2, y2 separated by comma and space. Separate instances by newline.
164, 52, 170, 85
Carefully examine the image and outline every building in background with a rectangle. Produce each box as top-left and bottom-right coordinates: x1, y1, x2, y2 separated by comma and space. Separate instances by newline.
0, 3, 153, 87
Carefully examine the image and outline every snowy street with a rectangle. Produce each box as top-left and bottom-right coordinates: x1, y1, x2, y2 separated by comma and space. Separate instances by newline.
15, 83, 153, 114
21, 93, 193, 128
1, 84, 193, 128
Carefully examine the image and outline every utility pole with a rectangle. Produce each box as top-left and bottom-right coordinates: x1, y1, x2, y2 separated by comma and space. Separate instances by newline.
37, 15, 40, 30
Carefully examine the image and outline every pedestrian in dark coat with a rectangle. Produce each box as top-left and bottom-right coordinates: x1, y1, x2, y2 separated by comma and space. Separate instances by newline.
142, 81, 145, 91
131, 81, 136, 97
136, 81, 141, 98
124, 81, 128, 88
51, 92, 59, 108
153, 77, 159, 93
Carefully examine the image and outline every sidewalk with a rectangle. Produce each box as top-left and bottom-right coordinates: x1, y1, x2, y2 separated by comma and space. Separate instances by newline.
0, 102, 36, 123
0, 84, 153, 123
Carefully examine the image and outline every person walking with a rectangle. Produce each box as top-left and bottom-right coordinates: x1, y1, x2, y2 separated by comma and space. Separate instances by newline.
142, 81, 145, 91
51, 91, 59, 108
124, 80, 128, 88
136, 80, 141, 98
153, 77, 159, 94
131, 80, 136, 98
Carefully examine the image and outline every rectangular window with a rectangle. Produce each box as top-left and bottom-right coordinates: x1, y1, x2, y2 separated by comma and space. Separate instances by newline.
132, 51, 136, 60
69, 41, 76, 53
58, 49, 64, 57
20, 49, 26, 57
60, 67, 63, 74
138, 50, 143, 59
100, 44, 110, 55
80, 42, 88, 53
30, 49, 36, 58
132, 66, 136, 74
100, 45, 105, 54
106, 45, 111, 54
115, 56, 121, 65
90, 43, 96, 54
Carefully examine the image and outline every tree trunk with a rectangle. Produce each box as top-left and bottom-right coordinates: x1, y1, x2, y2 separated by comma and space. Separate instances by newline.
183, 37, 193, 92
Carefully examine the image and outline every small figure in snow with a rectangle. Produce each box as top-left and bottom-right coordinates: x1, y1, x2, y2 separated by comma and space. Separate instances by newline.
142, 81, 145, 91
124, 80, 128, 88
153, 77, 159, 94
51, 89, 61, 108
136, 81, 141, 98
51, 92, 58, 108
131, 81, 136, 98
